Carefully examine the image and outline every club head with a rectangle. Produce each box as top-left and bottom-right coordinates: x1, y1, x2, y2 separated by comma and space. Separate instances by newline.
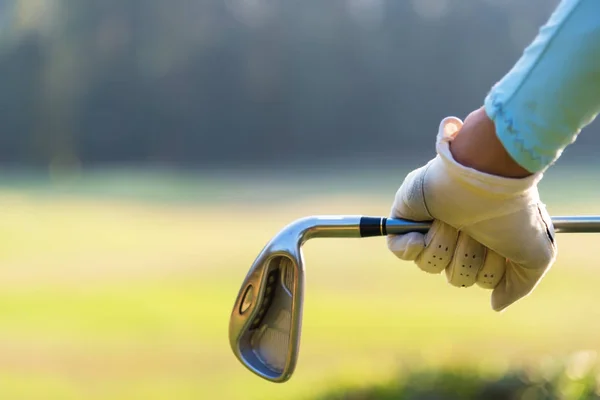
228, 215, 385, 383
228, 221, 305, 383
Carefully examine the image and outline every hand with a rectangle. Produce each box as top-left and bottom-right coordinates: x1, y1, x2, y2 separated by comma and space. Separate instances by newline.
387, 113, 557, 311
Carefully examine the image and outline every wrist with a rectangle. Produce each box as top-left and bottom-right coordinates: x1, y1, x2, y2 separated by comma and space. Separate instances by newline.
449, 107, 533, 179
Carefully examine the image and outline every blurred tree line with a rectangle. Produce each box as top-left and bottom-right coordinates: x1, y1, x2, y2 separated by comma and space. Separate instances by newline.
3, 0, 595, 171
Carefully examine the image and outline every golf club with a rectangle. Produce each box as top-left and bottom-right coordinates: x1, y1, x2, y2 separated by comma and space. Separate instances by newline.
229, 215, 600, 383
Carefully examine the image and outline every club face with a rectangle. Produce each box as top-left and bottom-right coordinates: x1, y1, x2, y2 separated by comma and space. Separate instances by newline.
229, 240, 304, 383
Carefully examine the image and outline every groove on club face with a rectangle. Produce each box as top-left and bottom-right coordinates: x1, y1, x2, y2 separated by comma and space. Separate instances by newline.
229, 249, 304, 383
251, 257, 294, 372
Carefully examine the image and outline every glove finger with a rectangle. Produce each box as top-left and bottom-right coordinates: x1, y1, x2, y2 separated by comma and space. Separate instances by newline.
414, 220, 457, 274
490, 207, 556, 312
387, 232, 426, 261
491, 259, 549, 312
444, 232, 485, 288
476, 249, 506, 289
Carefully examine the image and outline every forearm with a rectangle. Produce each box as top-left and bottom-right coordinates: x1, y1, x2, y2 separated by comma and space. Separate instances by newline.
485, 0, 600, 173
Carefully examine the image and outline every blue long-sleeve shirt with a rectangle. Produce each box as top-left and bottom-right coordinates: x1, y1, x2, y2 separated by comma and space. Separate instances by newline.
484, 0, 600, 173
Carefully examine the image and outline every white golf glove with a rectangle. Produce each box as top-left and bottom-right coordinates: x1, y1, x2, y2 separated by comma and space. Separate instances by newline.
387, 117, 557, 311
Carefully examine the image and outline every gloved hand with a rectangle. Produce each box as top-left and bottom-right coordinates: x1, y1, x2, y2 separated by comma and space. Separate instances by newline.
387, 116, 557, 311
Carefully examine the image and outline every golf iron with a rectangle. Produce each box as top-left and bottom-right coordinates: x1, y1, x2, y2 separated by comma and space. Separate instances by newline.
228, 215, 600, 383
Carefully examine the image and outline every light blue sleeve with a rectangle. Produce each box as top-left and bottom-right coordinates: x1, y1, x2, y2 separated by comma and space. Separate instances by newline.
484, 0, 600, 173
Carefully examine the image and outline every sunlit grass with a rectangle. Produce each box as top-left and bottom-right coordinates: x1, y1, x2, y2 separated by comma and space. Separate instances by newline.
0, 170, 598, 399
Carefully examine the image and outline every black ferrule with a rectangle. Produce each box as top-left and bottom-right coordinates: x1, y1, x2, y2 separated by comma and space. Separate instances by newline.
359, 217, 387, 237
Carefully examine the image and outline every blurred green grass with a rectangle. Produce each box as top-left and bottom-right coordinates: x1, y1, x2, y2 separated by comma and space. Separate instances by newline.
0, 168, 598, 399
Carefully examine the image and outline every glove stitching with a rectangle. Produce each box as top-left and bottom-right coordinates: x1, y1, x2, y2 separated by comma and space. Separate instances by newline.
537, 204, 557, 248
474, 246, 489, 284
420, 163, 434, 220
446, 230, 463, 284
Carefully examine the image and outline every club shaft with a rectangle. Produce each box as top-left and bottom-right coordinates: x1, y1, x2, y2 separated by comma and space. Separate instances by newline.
296, 215, 600, 242
384, 215, 600, 235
